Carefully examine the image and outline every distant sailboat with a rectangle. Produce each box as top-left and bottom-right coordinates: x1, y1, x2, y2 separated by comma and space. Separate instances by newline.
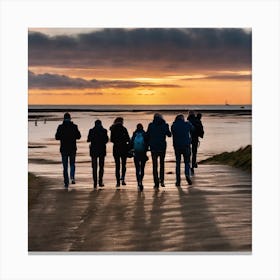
225, 100, 229, 106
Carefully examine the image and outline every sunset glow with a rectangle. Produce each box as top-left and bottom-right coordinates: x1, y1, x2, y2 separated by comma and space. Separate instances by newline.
28, 28, 252, 105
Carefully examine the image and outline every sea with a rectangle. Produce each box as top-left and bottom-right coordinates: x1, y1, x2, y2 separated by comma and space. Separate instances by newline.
28, 105, 252, 187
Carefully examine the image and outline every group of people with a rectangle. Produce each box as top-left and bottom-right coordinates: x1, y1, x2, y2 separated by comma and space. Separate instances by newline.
55, 111, 204, 191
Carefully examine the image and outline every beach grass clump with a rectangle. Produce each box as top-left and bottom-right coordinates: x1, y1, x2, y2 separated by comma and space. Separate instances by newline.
199, 145, 251, 172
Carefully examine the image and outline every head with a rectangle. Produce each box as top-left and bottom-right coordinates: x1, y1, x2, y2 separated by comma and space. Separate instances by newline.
188, 110, 195, 118
153, 113, 162, 121
64, 112, 71, 121
175, 114, 184, 121
113, 117, 124, 125
197, 113, 202, 120
95, 119, 102, 126
136, 123, 143, 130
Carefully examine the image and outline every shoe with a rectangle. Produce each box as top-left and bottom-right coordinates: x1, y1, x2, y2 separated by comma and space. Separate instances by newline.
175, 182, 180, 187
99, 182, 104, 187
71, 179, 75, 184
140, 184, 144, 192
116, 182, 120, 188
121, 180, 126, 186
154, 185, 159, 190
186, 176, 192, 185
64, 184, 69, 189
93, 185, 97, 189
161, 182, 165, 187
190, 168, 194, 175
194, 163, 198, 168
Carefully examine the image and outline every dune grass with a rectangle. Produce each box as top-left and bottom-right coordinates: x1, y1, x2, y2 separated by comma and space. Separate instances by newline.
199, 145, 251, 172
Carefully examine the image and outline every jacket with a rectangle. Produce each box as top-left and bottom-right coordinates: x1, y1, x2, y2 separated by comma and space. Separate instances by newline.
110, 123, 130, 156
146, 116, 171, 152
55, 120, 81, 154
171, 119, 193, 149
87, 124, 108, 157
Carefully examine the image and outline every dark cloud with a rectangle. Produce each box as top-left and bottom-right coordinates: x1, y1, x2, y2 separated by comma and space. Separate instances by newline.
28, 71, 180, 89
183, 73, 251, 81
28, 28, 251, 72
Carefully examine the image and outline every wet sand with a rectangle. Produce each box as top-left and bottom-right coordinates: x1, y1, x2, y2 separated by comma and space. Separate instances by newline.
28, 164, 251, 252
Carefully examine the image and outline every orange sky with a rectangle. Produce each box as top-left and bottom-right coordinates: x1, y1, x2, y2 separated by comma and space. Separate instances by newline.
28, 28, 252, 105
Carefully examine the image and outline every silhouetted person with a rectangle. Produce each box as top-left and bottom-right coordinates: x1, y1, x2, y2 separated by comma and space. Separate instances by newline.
131, 123, 148, 192
171, 114, 193, 186
55, 112, 81, 188
187, 111, 204, 174
146, 113, 171, 189
87, 119, 109, 189
110, 117, 130, 187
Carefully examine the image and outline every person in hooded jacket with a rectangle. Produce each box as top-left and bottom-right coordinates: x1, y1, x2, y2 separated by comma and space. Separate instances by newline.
87, 119, 109, 189
187, 111, 204, 174
171, 114, 193, 186
55, 112, 81, 188
146, 113, 171, 189
131, 123, 148, 191
110, 117, 130, 187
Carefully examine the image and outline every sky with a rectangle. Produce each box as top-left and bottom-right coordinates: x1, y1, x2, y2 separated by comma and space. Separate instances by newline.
28, 28, 252, 105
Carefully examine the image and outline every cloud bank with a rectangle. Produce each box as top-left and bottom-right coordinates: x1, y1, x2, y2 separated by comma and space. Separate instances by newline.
28, 28, 252, 72
28, 71, 180, 89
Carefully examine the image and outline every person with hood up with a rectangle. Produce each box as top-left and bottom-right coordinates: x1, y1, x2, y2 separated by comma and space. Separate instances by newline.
55, 112, 81, 188
131, 123, 148, 192
110, 117, 130, 187
171, 114, 193, 186
146, 113, 171, 189
187, 111, 204, 174
87, 119, 109, 189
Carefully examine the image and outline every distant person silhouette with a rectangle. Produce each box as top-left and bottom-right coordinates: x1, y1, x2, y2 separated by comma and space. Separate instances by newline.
187, 111, 204, 174
110, 117, 130, 187
87, 119, 109, 189
131, 123, 148, 192
55, 112, 81, 188
146, 113, 171, 189
171, 114, 193, 186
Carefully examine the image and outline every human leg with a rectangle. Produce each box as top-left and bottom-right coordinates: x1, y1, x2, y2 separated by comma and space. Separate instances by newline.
159, 150, 166, 187
114, 155, 121, 186
121, 155, 127, 185
69, 152, 76, 183
151, 152, 159, 188
192, 140, 198, 168
183, 146, 192, 185
175, 149, 181, 186
61, 153, 69, 187
99, 156, 105, 186
91, 156, 98, 188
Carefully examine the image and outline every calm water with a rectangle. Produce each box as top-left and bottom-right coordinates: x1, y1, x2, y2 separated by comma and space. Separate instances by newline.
28, 108, 251, 186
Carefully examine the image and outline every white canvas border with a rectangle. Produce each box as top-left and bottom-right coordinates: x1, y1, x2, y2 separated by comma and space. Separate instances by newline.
0, 0, 280, 279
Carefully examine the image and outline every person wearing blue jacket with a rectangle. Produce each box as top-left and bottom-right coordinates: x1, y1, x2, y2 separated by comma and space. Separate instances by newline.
171, 114, 193, 186
146, 113, 171, 189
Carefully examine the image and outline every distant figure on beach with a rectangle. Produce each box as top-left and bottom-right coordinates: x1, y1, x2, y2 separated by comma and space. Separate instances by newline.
110, 117, 130, 187
187, 111, 204, 174
87, 119, 109, 189
171, 114, 193, 186
35, 120, 37, 126
146, 113, 171, 189
131, 123, 148, 192
55, 113, 81, 188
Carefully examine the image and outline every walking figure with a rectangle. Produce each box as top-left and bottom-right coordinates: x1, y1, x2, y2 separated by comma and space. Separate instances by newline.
146, 113, 171, 189
131, 123, 148, 192
87, 120, 108, 189
55, 112, 81, 188
110, 117, 130, 187
171, 114, 193, 186
187, 111, 204, 174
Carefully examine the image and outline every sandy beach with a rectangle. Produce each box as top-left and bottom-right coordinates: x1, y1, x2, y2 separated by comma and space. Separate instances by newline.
28, 163, 251, 252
